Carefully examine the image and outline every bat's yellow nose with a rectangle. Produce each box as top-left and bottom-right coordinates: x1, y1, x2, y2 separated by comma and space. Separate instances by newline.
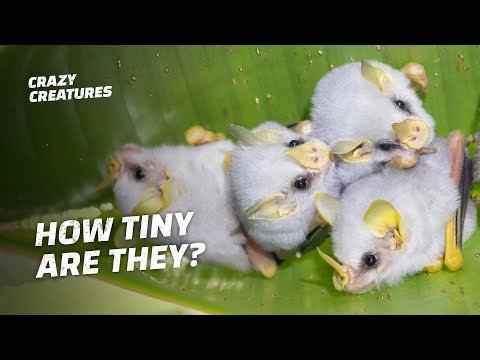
392, 118, 430, 149
285, 141, 331, 169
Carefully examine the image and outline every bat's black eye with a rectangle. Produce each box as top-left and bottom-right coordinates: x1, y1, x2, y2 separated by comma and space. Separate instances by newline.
364, 254, 377, 267
378, 143, 394, 151
289, 140, 301, 147
294, 177, 308, 189
134, 168, 145, 180
395, 100, 406, 111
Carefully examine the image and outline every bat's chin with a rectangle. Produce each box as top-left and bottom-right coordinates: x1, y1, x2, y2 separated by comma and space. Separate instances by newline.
246, 223, 310, 253
332, 266, 376, 294
341, 277, 377, 294
331, 262, 384, 294
242, 205, 315, 252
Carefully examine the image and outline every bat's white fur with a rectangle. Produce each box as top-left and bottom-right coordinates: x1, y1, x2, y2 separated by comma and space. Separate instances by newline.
330, 138, 477, 292
311, 60, 436, 186
112, 140, 252, 272
229, 122, 342, 252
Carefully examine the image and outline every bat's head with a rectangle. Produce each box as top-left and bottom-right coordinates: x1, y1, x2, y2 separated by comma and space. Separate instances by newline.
315, 164, 458, 294
316, 195, 408, 293
95, 144, 179, 216
229, 121, 340, 252
311, 60, 435, 184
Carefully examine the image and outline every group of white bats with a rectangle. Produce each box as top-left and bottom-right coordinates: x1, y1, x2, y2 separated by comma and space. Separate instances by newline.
97, 60, 480, 294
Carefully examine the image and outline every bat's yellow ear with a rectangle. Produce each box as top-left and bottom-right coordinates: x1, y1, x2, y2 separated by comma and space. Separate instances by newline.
361, 61, 395, 95
230, 124, 260, 145
253, 128, 288, 144
230, 124, 286, 145
364, 200, 404, 251
242, 193, 298, 220
314, 192, 340, 226
93, 155, 123, 192
331, 139, 372, 163
364, 200, 400, 237
392, 118, 430, 149
400, 62, 429, 92
285, 141, 331, 169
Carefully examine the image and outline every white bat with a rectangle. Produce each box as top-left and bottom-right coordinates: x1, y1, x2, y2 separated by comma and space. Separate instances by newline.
311, 60, 435, 187
315, 134, 477, 293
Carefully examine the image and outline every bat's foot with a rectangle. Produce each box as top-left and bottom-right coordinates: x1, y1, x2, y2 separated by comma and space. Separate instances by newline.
465, 133, 475, 145
184, 125, 226, 145
244, 238, 277, 278
471, 182, 480, 205
424, 258, 443, 274
424, 258, 443, 273
444, 217, 464, 272
444, 251, 464, 271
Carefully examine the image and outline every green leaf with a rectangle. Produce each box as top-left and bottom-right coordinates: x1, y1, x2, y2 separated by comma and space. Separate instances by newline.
1, 45, 480, 314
